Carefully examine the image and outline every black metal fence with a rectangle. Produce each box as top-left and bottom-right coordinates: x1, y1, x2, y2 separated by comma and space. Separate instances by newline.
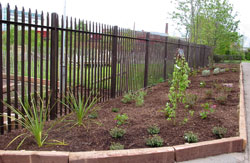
0, 4, 212, 134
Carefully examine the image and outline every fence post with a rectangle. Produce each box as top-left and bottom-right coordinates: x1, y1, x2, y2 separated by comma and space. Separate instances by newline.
144, 32, 150, 88
50, 13, 58, 120
163, 37, 168, 80
111, 26, 118, 98
178, 39, 181, 48
187, 41, 190, 63
203, 45, 206, 67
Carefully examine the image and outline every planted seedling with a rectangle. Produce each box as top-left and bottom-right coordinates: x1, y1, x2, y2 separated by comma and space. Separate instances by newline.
109, 142, 124, 150
212, 126, 227, 138
147, 125, 160, 135
202, 70, 210, 76
109, 127, 126, 138
88, 112, 98, 119
200, 81, 206, 88
184, 132, 198, 143
112, 108, 120, 113
121, 91, 134, 104
216, 95, 228, 105
205, 90, 213, 99
146, 135, 164, 147
114, 114, 128, 125
200, 103, 215, 119
213, 68, 220, 75
185, 94, 198, 108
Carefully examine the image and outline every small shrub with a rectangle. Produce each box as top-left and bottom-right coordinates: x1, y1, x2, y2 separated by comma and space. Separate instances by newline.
189, 110, 195, 116
114, 114, 128, 125
205, 90, 213, 99
212, 126, 227, 139
190, 70, 197, 77
213, 68, 220, 75
184, 132, 198, 143
202, 70, 210, 76
231, 68, 238, 72
158, 77, 165, 83
199, 81, 206, 88
216, 95, 228, 105
109, 127, 126, 138
180, 117, 189, 125
88, 112, 98, 119
220, 68, 226, 73
112, 108, 120, 113
109, 142, 124, 150
185, 94, 198, 108
121, 92, 134, 104
200, 103, 215, 119
222, 87, 232, 93
147, 125, 160, 135
214, 83, 223, 91
135, 90, 147, 107
146, 135, 164, 147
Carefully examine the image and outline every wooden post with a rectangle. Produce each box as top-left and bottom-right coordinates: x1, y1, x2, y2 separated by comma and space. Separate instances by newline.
144, 32, 150, 88
111, 26, 118, 98
50, 13, 58, 120
163, 37, 168, 80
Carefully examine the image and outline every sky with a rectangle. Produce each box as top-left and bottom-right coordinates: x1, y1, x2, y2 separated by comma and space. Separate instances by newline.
1, 0, 250, 47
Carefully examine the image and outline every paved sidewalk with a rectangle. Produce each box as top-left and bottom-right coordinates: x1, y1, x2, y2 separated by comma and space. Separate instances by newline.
180, 62, 250, 163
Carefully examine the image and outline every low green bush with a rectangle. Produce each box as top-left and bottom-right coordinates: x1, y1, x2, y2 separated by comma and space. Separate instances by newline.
147, 125, 160, 135
109, 127, 126, 138
184, 132, 198, 143
146, 135, 164, 147
212, 126, 227, 139
109, 142, 124, 150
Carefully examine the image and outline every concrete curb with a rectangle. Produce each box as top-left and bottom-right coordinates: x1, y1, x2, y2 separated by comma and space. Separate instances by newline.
240, 63, 247, 149
0, 65, 246, 163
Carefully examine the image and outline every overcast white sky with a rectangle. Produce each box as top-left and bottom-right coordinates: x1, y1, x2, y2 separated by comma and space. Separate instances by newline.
1, 0, 250, 47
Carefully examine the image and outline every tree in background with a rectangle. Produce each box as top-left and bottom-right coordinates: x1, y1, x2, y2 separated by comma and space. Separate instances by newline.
170, 0, 243, 55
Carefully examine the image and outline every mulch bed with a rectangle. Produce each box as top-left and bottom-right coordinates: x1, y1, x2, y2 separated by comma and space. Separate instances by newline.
0, 63, 240, 152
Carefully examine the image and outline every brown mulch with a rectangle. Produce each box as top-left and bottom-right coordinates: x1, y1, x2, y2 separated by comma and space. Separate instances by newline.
0, 63, 240, 152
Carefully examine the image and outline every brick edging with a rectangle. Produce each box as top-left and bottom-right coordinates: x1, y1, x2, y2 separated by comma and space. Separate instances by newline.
0, 64, 246, 163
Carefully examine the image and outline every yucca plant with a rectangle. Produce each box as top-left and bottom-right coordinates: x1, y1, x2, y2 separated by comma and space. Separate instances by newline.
64, 92, 98, 126
3, 95, 63, 149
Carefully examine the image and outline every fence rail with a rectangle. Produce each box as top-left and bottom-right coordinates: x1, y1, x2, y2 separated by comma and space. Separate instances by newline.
0, 3, 212, 134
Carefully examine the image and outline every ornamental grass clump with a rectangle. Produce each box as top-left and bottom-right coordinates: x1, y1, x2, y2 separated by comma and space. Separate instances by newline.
3, 96, 66, 149
162, 54, 190, 124
64, 92, 98, 126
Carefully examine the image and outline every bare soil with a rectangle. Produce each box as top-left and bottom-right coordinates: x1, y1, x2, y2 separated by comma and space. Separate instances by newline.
0, 63, 240, 152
